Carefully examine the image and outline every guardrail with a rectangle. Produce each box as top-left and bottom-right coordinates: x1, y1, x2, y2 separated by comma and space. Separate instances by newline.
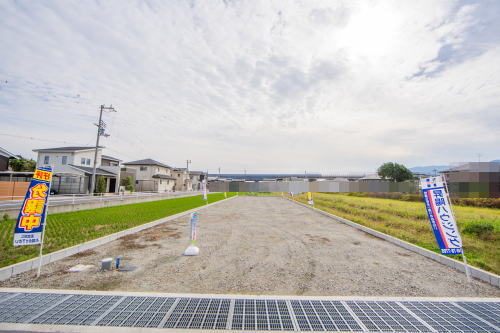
0, 191, 203, 211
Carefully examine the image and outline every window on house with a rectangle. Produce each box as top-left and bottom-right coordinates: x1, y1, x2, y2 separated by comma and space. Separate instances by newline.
81, 157, 86, 165
140, 166, 147, 171
86, 158, 91, 165
62, 156, 67, 165
160, 180, 162, 184
43, 156, 49, 164
157, 168, 160, 172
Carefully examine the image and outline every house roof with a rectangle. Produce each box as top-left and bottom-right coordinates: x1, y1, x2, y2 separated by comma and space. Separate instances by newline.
189, 171, 205, 175
33, 146, 103, 153
102, 155, 122, 162
123, 158, 172, 168
152, 174, 176, 180
68, 164, 118, 176
0, 147, 17, 159
173, 167, 187, 171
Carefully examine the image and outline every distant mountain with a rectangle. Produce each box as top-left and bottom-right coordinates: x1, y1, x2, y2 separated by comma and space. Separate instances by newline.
491, 159, 500, 163
409, 165, 450, 175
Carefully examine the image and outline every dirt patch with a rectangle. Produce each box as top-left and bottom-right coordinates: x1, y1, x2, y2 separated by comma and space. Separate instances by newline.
119, 234, 147, 249
119, 234, 140, 241
397, 252, 411, 257
352, 241, 361, 245
93, 225, 110, 231
305, 234, 330, 244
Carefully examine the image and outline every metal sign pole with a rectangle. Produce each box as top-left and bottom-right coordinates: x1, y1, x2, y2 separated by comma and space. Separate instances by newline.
442, 173, 472, 283
36, 167, 53, 279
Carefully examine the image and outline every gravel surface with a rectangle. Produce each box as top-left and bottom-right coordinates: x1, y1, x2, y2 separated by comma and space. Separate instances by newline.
1, 196, 498, 297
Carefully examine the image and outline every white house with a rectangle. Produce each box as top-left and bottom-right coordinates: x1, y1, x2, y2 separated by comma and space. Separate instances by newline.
122, 159, 176, 192
33, 146, 121, 194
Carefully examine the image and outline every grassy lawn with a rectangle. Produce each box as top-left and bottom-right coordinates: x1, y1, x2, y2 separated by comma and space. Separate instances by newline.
0, 193, 236, 268
291, 193, 500, 275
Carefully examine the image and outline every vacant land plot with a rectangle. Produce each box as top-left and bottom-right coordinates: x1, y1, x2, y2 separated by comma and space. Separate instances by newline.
1, 196, 498, 297
0, 193, 235, 268
291, 193, 500, 275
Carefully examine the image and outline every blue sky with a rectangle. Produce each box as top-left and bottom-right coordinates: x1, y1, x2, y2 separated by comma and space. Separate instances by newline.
1, 0, 499, 173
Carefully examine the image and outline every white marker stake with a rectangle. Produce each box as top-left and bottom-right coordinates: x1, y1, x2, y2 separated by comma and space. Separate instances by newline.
184, 212, 199, 256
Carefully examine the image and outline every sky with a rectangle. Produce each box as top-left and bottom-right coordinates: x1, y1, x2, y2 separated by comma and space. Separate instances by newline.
1, 0, 499, 174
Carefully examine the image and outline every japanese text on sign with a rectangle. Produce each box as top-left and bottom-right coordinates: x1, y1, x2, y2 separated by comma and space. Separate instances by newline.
420, 176, 462, 255
13, 167, 52, 246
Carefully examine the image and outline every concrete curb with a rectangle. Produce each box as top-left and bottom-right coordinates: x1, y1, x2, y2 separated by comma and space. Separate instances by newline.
0, 195, 238, 282
285, 197, 500, 288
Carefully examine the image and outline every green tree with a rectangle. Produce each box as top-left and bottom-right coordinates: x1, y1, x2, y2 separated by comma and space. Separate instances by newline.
9, 157, 36, 172
122, 176, 134, 192
95, 176, 107, 193
377, 162, 413, 182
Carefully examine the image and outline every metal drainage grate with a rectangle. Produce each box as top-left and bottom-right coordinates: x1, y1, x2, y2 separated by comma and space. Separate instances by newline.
0, 292, 498, 332
291, 300, 362, 332
347, 301, 430, 332
402, 301, 497, 333
457, 301, 500, 328
232, 299, 294, 331
163, 297, 230, 329
97, 296, 176, 327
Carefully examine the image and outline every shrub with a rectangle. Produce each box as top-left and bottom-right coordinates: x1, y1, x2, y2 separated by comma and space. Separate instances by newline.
462, 221, 495, 240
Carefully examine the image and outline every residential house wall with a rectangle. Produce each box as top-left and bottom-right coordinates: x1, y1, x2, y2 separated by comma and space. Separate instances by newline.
173, 168, 193, 191
123, 162, 175, 192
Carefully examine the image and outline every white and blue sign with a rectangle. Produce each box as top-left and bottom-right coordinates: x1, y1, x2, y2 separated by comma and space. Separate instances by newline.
420, 176, 462, 255
13, 166, 53, 246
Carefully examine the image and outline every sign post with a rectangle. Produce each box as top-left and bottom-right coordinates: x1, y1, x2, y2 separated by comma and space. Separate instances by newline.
420, 176, 471, 282
183, 212, 199, 256
307, 192, 314, 207
13, 166, 53, 278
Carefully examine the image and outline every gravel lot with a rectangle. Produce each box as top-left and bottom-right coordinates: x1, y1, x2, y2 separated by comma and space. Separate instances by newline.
1, 196, 498, 297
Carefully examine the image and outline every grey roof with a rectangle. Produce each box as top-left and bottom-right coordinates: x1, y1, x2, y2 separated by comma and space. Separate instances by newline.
123, 158, 172, 169
152, 174, 176, 180
33, 146, 103, 152
102, 155, 122, 162
68, 164, 118, 176
189, 170, 205, 175
0, 147, 17, 159
173, 167, 187, 171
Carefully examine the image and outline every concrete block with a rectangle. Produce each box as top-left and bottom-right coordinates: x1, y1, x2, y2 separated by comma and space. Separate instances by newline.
11, 260, 34, 276
49, 250, 69, 262
0, 267, 13, 281
470, 268, 490, 284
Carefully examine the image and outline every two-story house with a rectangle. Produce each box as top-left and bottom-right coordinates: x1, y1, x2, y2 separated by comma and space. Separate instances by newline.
173, 168, 193, 192
122, 159, 176, 192
33, 146, 121, 194
189, 171, 206, 190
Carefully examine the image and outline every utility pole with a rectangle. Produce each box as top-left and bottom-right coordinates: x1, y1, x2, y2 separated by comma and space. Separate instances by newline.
218, 167, 221, 179
477, 153, 481, 163
90, 105, 116, 195
186, 159, 191, 172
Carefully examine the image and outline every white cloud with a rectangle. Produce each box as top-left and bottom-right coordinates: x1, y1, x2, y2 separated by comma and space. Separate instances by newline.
0, 0, 499, 173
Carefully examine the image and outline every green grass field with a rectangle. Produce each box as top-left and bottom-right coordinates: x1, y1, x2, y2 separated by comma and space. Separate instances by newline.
0, 193, 236, 268
291, 193, 500, 275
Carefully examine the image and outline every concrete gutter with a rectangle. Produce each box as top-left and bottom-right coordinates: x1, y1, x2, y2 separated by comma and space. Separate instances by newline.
286, 197, 500, 288
0, 195, 238, 282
